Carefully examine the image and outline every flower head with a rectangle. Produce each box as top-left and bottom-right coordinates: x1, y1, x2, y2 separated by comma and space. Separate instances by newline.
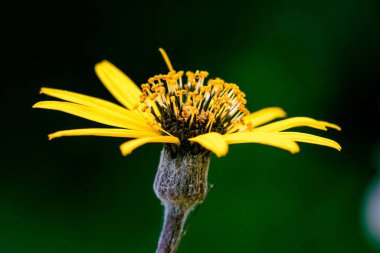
33, 49, 341, 157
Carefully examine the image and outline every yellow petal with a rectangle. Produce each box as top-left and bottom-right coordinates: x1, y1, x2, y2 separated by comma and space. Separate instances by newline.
159, 48, 174, 72
33, 101, 156, 132
95, 60, 142, 110
318, 121, 342, 131
189, 132, 228, 157
48, 128, 160, 140
243, 107, 287, 127
223, 132, 300, 154
252, 117, 331, 132
278, 132, 342, 151
40, 87, 145, 121
120, 136, 180, 156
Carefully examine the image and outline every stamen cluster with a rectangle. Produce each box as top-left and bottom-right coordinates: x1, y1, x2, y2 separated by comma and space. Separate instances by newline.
139, 70, 250, 153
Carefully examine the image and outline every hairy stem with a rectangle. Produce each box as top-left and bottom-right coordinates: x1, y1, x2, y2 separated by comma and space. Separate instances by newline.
154, 147, 211, 253
155, 204, 189, 253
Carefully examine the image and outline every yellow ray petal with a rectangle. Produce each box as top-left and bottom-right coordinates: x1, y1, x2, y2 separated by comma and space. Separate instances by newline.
159, 48, 174, 72
228, 107, 287, 133
95, 60, 142, 110
278, 132, 342, 151
318, 121, 342, 131
189, 132, 228, 157
33, 101, 156, 132
223, 132, 300, 154
40, 87, 145, 121
252, 117, 334, 132
120, 136, 180, 156
243, 107, 287, 126
48, 128, 160, 140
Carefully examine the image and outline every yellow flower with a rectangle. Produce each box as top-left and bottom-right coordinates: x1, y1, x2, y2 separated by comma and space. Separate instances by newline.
33, 49, 341, 157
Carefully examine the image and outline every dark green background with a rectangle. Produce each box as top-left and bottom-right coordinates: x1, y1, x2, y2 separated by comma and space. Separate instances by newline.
1, 0, 379, 252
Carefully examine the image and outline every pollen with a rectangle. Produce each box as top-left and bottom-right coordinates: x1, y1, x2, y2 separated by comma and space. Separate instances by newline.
138, 53, 250, 150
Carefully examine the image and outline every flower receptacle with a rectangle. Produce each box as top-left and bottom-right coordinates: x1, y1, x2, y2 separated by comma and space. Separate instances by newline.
154, 147, 211, 208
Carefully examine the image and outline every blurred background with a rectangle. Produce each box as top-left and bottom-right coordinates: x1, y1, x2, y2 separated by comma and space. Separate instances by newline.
1, 0, 379, 252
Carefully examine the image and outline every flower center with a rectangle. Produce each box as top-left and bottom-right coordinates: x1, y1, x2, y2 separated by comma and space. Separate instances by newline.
139, 70, 250, 146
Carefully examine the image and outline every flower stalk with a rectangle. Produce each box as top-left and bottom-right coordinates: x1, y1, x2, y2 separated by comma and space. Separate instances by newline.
155, 204, 189, 253
154, 147, 211, 253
